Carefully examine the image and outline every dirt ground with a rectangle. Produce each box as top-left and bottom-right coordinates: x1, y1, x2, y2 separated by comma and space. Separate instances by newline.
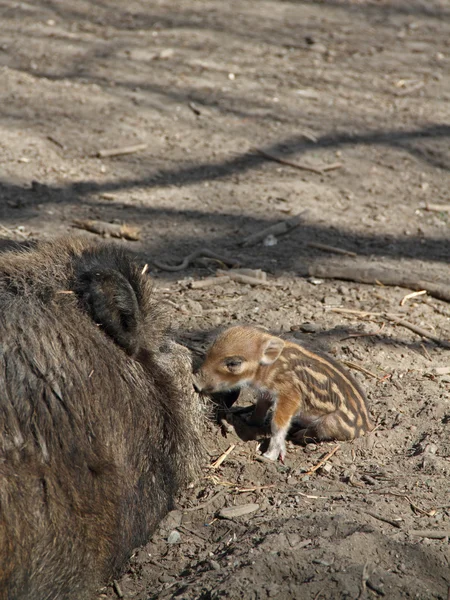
1, 0, 449, 598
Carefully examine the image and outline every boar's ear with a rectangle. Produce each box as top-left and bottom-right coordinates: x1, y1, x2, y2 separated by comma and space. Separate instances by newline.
260, 336, 284, 366
74, 268, 140, 356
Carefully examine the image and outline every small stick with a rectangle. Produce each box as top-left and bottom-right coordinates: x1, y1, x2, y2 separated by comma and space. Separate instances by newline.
183, 488, 228, 513
400, 290, 426, 306
241, 211, 306, 247
96, 143, 147, 158
303, 445, 340, 477
420, 343, 432, 361
153, 249, 239, 272
342, 360, 379, 380
321, 162, 343, 172
424, 203, 450, 213
210, 444, 236, 469
190, 276, 231, 289
216, 269, 280, 287
236, 485, 275, 493
141, 264, 148, 275
306, 242, 357, 257
112, 580, 124, 598
253, 148, 342, 174
385, 315, 450, 350
365, 510, 402, 529
47, 135, 65, 149
178, 523, 208, 542
409, 530, 450, 539
357, 560, 370, 600
332, 308, 450, 350
0, 223, 28, 240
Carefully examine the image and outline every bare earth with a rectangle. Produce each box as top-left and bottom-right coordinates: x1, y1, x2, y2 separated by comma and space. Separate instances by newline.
0, 1, 449, 598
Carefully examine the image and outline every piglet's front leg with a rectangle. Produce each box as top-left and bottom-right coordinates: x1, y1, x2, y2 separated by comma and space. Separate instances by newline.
263, 391, 299, 462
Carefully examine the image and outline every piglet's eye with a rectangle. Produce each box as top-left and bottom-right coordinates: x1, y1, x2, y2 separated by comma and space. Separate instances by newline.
225, 357, 243, 370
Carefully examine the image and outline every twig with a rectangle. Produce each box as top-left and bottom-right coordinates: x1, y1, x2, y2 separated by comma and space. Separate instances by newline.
420, 343, 432, 361
112, 580, 124, 598
409, 529, 450, 539
385, 315, 450, 350
0, 222, 28, 240
302, 445, 340, 477
96, 143, 147, 158
216, 269, 280, 287
308, 263, 450, 303
400, 289, 427, 306
341, 360, 379, 379
236, 485, 275, 493
371, 490, 436, 517
253, 147, 342, 174
153, 249, 239, 272
189, 276, 231, 289
182, 488, 228, 513
178, 523, 208, 542
210, 444, 236, 469
331, 308, 450, 350
241, 212, 306, 247
321, 162, 343, 172
357, 560, 370, 600
424, 203, 450, 213
365, 510, 402, 529
306, 242, 357, 257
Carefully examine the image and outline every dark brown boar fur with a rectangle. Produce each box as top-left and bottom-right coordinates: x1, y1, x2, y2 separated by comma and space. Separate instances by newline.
0, 237, 204, 600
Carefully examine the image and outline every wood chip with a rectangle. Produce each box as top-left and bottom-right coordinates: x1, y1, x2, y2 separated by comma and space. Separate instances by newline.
218, 503, 260, 519
189, 275, 231, 289
72, 219, 140, 240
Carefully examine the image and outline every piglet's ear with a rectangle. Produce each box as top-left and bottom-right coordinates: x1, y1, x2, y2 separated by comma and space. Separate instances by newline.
260, 336, 284, 365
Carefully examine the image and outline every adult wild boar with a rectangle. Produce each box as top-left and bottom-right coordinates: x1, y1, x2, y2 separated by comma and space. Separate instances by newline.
0, 238, 204, 600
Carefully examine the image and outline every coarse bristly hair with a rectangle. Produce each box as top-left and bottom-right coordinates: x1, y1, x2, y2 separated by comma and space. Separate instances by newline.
0, 237, 205, 600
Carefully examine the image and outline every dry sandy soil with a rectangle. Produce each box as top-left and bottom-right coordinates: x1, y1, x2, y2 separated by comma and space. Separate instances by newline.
1, 0, 449, 598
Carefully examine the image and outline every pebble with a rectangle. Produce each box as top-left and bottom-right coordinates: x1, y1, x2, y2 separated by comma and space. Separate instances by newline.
210, 560, 221, 571
167, 530, 181, 544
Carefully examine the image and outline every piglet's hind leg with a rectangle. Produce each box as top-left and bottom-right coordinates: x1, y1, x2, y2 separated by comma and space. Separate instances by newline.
263, 393, 298, 461
290, 410, 356, 444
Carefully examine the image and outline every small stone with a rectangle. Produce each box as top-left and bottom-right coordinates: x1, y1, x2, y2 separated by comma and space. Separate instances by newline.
210, 560, 221, 571
167, 530, 181, 544
263, 234, 278, 246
